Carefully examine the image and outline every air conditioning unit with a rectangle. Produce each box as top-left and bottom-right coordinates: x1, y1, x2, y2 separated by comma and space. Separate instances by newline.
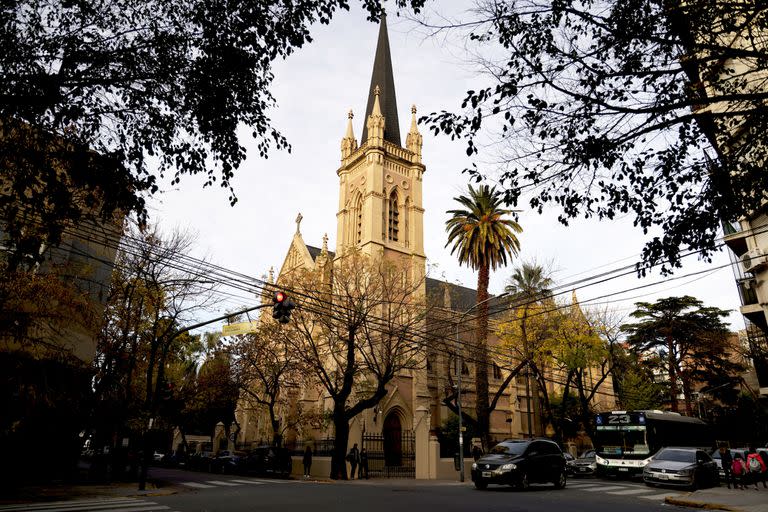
741, 248, 768, 273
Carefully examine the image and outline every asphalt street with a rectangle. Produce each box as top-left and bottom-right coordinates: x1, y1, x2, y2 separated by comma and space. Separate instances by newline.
0, 469, 692, 512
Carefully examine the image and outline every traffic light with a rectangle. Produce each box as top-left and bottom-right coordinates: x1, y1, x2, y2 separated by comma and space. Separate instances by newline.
272, 291, 295, 324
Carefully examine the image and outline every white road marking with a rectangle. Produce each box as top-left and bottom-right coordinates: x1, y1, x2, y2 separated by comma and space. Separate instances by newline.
580, 485, 631, 492
229, 479, 266, 485
204, 480, 241, 487
607, 488, 658, 495
0, 499, 171, 512
180, 481, 215, 488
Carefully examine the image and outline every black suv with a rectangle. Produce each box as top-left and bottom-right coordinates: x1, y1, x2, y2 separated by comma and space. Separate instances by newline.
471, 439, 567, 490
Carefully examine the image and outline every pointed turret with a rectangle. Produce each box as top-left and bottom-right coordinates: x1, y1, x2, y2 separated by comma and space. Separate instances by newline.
361, 15, 401, 146
406, 104, 423, 162
366, 85, 386, 146
341, 110, 358, 159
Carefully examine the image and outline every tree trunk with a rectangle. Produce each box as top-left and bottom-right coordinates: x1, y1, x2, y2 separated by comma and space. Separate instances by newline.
666, 334, 679, 412
331, 408, 350, 480
475, 263, 491, 448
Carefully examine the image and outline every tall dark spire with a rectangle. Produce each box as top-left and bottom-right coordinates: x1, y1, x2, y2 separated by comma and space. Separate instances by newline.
361, 15, 401, 146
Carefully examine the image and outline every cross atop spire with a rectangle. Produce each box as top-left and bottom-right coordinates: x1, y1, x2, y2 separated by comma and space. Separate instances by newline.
361, 15, 401, 146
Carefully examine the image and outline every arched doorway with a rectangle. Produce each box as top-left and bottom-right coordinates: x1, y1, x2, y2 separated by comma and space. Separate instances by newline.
383, 412, 402, 466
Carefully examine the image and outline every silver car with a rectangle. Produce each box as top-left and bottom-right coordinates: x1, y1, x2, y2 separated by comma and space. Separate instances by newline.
643, 447, 719, 490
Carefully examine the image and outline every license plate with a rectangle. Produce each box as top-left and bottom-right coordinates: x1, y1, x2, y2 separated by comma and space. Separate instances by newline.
482, 471, 492, 478
658, 473, 668, 480
618, 467, 629, 472
578, 468, 588, 472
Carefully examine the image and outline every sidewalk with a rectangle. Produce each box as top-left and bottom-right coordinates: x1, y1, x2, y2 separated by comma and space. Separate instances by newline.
666, 486, 768, 512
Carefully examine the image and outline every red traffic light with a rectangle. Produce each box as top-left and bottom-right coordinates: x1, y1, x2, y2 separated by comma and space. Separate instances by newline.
274, 291, 286, 303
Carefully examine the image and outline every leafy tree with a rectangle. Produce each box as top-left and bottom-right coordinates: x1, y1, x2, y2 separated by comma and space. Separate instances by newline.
420, 0, 768, 271
1, 0, 425, 267
92, 224, 219, 483
445, 183, 522, 446
622, 296, 742, 414
503, 262, 552, 436
229, 322, 306, 447
285, 249, 432, 479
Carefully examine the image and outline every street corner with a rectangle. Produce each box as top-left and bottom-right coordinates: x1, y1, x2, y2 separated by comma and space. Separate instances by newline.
665, 494, 741, 512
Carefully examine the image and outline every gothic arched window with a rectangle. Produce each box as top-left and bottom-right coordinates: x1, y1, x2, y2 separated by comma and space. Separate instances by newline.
403, 197, 410, 247
355, 194, 363, 245
388, 190, 399, 241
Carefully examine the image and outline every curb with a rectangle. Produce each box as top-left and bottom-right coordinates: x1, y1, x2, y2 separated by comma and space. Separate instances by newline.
665, 496, 742, 512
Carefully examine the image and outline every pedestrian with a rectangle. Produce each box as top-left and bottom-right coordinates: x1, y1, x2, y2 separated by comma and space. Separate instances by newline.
746, 446, 767, 490
732, 453, 748, 490
472, 444, 483, 462
718, 443, 734, 489
346, 443, 360, 479
359, 447, 369, 479
302, 445, 313, 478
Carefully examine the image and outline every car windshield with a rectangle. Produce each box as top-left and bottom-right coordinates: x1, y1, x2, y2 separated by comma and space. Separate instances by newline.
655, 449, 695, 463
580, 450, 595, 459
490, 442, 528, 456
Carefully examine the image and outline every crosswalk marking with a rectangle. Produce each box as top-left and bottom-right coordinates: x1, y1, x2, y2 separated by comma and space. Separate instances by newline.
567, 484, 605, 490
204, 480, 241, 487
580, 485, 630, 492
180, 481, 216, 488
607, 488, 656, 495
639, 492, 684, 500
229, 480, 266, 485
0, 499, 172, 512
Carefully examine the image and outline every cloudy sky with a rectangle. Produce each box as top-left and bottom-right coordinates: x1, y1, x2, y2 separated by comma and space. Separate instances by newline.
147, 4, 744, 332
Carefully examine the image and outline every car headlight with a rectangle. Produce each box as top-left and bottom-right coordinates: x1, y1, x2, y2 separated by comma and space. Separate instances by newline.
471, 463, 477, 470
595, 455, 607, 465
500, 463, 516, 471
589, 462, 597, 470
679, 468, 693, 476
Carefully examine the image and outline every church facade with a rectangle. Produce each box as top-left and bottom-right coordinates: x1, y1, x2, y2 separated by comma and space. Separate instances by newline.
234, 17, 616, 479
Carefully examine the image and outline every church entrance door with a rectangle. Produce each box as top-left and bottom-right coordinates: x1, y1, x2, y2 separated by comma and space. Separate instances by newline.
383, 412, 402, 466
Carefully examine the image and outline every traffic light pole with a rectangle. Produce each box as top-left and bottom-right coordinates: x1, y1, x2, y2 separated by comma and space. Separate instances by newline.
138, 301, 275, 491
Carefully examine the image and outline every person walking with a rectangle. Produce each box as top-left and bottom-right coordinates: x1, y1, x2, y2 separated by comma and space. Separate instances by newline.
718, 444, 734, 489
359, 447, 369, 479
746, 447, 767, 490
347, 443, 360, 480
302, 445, 313, 479
732, 453, 748, 490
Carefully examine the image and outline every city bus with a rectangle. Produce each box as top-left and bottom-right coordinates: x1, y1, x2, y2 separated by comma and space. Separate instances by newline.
594, 410, 713, 477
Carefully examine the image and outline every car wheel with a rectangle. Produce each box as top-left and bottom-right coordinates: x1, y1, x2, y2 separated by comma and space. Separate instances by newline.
554, 470, 567, 489
689, 474, 698, 491
474, 479, 488, 490
518, 472, 530, 491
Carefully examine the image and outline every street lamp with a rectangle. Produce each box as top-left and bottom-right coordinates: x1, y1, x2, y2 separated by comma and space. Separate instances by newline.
455, 292, 508, 483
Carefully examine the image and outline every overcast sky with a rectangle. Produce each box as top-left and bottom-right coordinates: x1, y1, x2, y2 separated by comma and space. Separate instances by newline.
148, 4, 745, 332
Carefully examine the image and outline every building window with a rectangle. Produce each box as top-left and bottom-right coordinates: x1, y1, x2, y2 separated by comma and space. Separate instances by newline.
388, 190, 399, 241
355, 195, 363, 244
492, 363, 502, 380
461, 361, 469, 375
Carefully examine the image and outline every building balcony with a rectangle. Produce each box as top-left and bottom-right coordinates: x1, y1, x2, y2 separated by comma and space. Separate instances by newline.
737, 278, 759, 306
740, 303, 768, 332
722, 220, 749, 256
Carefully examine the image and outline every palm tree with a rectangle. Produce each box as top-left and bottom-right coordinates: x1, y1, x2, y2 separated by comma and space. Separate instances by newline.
445, 184, 522, 446
504, 262, 554, 438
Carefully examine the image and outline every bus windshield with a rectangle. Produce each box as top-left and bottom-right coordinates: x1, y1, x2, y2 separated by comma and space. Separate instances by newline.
595, 426, 650, 456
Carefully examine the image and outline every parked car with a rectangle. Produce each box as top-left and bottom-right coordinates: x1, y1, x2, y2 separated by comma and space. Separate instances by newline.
571, 449, 597, 477
710, 448, 748, 481
471, 438, 567, 490
211, 450, 247, 474
188, 451, 216, 472
564, 452, 575, 475
643, 447, 718, 490
245, 446, 292, 478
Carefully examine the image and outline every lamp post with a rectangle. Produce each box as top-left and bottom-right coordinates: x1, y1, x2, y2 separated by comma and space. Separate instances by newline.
455, 292, 508, 483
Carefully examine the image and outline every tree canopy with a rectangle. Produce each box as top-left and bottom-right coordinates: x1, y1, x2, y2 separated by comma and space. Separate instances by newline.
1, 0, 424, 267
421, 0, 768, 272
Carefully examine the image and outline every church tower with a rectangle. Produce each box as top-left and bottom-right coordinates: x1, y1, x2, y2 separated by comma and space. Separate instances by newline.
335, 16, 426, 284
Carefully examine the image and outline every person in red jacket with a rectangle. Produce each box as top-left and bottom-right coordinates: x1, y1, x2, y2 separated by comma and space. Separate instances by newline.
746, 447, 767, 490
732, 453, 748, 490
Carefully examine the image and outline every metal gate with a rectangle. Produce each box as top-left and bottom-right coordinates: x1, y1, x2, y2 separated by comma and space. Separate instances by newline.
362, 431, 415, 478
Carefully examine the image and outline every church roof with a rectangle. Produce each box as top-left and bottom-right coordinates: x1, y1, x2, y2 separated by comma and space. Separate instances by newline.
360, 15, 401, 146
307, 245, 335, 262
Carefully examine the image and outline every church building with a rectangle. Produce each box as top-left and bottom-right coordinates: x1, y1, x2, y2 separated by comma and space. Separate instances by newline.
235, 17, 616, 479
